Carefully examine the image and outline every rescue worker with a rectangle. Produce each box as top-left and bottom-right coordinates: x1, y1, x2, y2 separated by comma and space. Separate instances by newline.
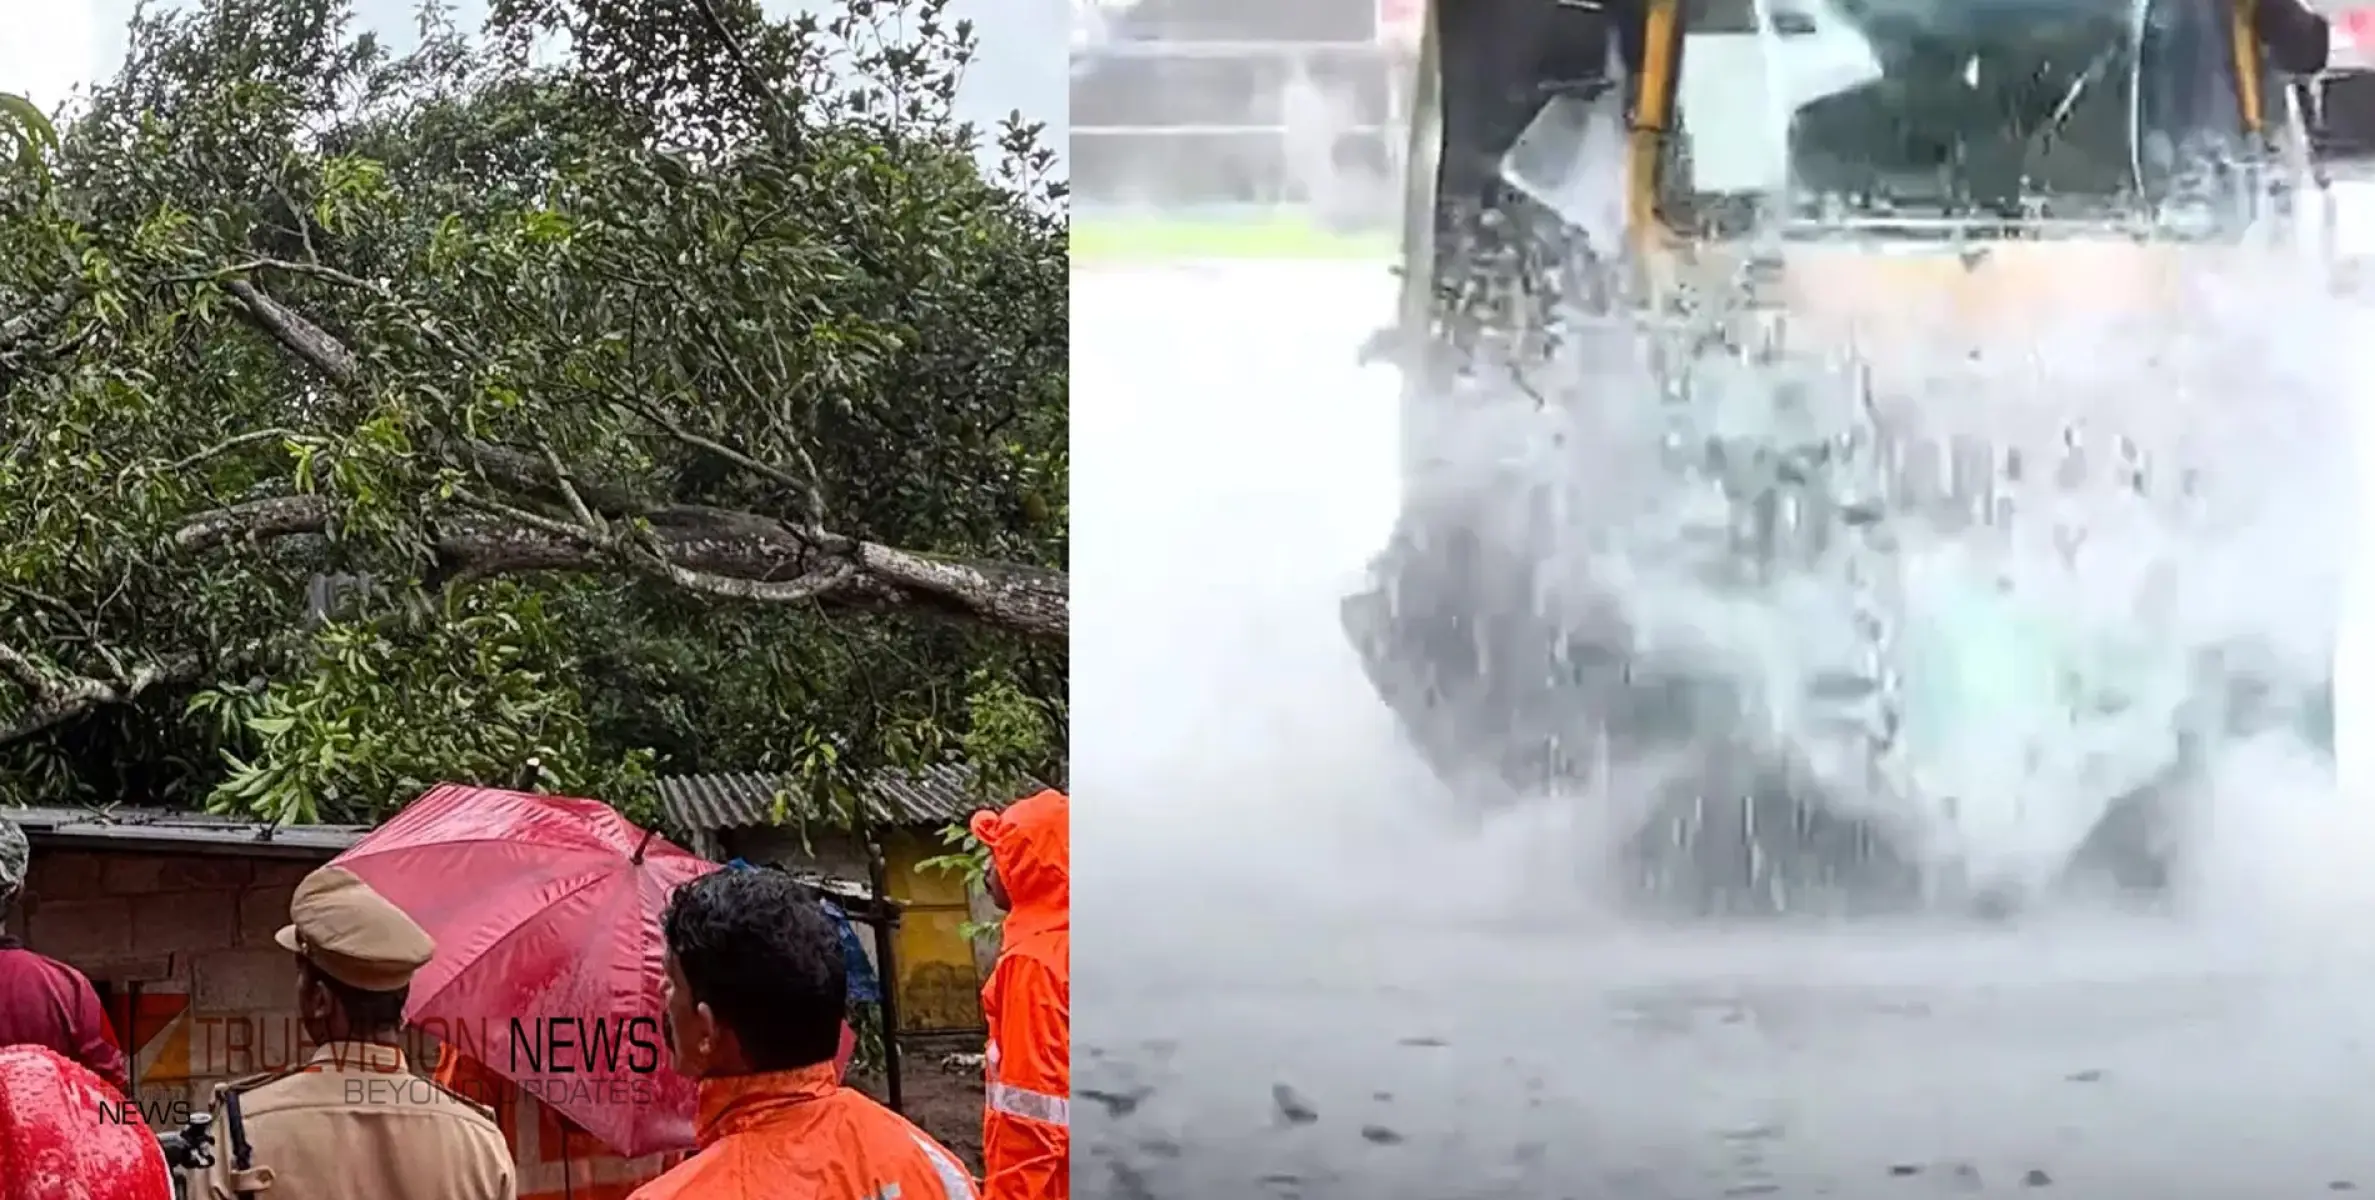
628, 869, 978, 1200
0, 1043, 172, 1200
194, 865, 515, 1200
969, 788, 1070, 1200
0, 818, 128, 1094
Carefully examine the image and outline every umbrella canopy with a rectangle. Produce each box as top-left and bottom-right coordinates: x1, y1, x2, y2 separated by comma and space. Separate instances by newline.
0, 1046, 172, 1200
333, 785, 719, 1158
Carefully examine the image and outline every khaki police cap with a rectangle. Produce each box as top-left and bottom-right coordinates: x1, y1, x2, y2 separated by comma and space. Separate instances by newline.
272, 865, 435, 992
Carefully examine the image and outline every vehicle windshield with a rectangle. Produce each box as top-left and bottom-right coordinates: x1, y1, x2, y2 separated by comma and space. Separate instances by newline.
1659, 0, 2247, 234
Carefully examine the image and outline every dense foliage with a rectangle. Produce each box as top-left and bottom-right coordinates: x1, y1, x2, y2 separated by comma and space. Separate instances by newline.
0, 0, 1067, 824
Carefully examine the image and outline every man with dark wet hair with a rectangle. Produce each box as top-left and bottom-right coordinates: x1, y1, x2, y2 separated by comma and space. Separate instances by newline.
630, 868, 977, 1200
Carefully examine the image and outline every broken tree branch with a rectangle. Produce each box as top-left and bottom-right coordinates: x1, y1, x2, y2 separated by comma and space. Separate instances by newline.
172, 494, 338, 553
0, 638, 207, 744
620, 391, 825, 524
224, 279, 361, 383
164, 427, 310, 475
171, 493, 1066, 636
538, 441, 610, 539
209, 276, 1065, 637
154, 257, 379, 292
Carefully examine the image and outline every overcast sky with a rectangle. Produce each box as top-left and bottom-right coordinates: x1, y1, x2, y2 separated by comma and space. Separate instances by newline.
2, 0, 1067, 169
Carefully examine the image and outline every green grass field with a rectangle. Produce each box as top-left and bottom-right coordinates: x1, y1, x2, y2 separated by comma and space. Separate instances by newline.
1071, 215, 1395, 264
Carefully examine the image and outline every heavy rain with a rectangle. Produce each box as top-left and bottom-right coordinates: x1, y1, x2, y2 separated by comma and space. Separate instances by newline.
1075, 0, 2375, 1194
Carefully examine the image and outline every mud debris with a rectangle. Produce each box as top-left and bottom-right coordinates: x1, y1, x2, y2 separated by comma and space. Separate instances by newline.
1271, 1084, 1319, 1126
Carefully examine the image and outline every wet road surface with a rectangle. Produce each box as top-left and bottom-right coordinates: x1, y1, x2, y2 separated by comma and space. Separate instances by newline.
1070, 262, 2375, 1200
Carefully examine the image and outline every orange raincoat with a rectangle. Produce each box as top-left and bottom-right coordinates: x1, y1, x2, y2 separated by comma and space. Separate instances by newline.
431, 1019, 856, 1199
970, 789, 1070, 1200
625, 1063, 978, 1200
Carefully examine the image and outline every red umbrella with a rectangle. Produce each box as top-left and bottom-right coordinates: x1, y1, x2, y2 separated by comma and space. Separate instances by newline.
331, 784, 719, 1158
0, 1046, 173, 1200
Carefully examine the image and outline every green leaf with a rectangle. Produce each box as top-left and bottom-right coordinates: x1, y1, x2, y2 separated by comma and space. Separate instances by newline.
0, 0, 1068, 824
0, 92, 58, 169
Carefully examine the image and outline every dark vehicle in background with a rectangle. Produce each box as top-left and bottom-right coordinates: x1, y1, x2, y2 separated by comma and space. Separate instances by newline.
2302, 7, 2375, 273
2304, 8, 2375, 157
1345, 0, 2337, 919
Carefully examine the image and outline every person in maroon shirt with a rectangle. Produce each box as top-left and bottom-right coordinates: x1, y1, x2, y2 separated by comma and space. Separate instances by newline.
0, 819, 127, 1095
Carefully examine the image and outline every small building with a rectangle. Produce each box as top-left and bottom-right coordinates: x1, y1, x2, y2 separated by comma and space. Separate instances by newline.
1, 804, 690, 1197
0, 806, 367, 1127
658, 765, 1007, 1032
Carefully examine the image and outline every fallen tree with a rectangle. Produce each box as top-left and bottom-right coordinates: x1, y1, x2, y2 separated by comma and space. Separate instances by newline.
0, 0, 1067, 819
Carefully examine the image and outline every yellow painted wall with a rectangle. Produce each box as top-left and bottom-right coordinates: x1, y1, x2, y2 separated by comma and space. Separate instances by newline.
882, 828, 986, 1032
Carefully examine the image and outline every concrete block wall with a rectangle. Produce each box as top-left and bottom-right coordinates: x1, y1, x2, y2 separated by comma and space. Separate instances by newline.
11, 849, 335, 1126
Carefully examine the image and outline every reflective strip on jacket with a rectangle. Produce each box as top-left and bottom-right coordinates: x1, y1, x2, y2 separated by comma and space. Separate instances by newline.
973, 789, 1070, 1200
625, 1063, 977, 1200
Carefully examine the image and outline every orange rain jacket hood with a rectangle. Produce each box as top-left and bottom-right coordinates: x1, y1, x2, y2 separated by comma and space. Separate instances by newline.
624, 1063, 977, 1200
969, 788, 1070, 1200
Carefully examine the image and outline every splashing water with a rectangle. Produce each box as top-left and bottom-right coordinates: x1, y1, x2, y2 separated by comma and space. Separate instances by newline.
1072, 19, 2375, 1191
1427, 82, 2368, 917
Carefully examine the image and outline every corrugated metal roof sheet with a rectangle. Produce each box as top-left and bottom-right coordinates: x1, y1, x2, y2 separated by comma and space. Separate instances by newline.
1, 806, 367, 857
659, 763, 1036, 833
